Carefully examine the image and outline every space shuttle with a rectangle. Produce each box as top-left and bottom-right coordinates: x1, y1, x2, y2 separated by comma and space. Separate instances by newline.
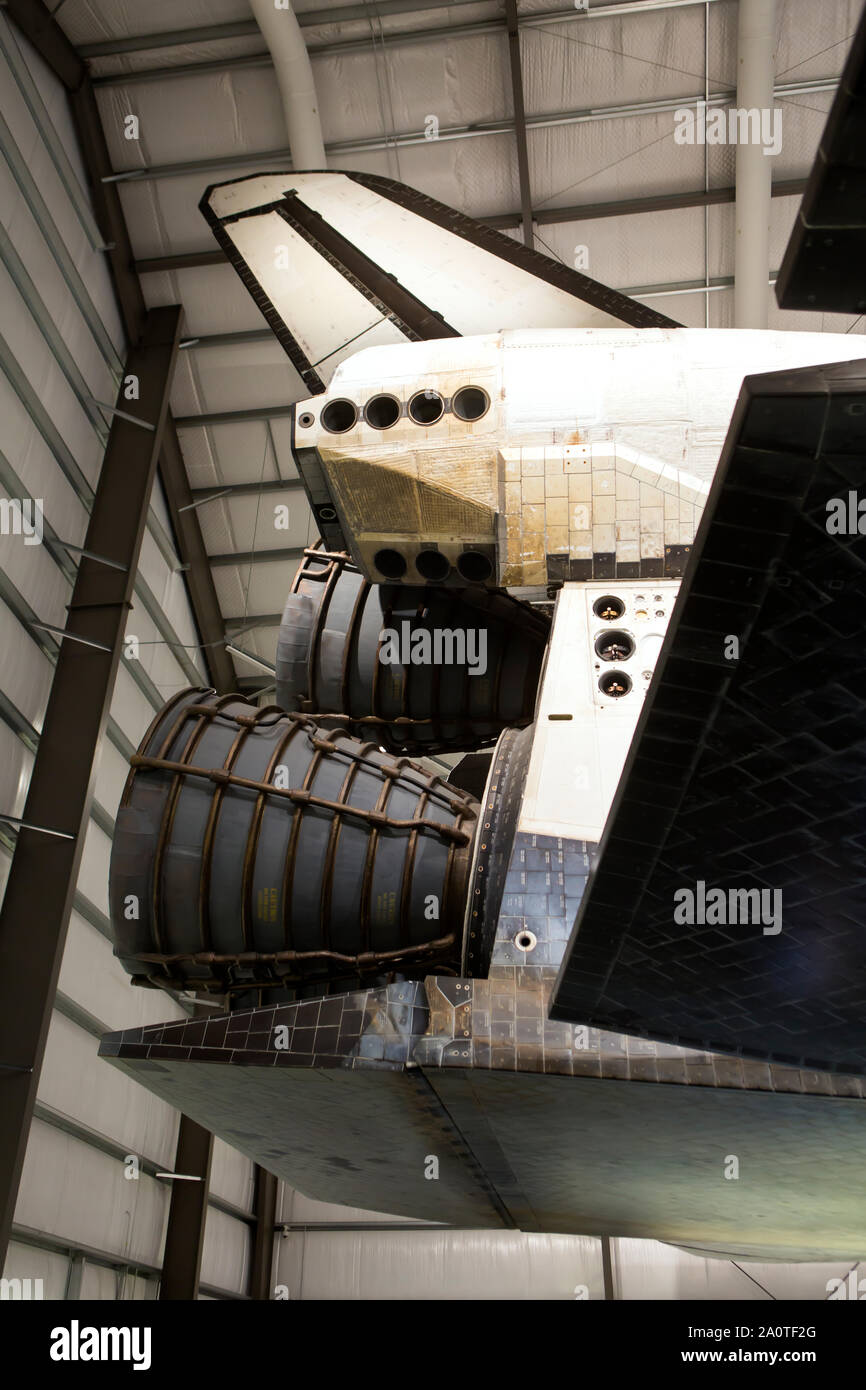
102, 14, 866, 1263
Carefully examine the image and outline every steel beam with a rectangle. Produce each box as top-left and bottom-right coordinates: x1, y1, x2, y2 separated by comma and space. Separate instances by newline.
81, 1, 725, 64
225, 613, 283, 629
175, 404, 295, 428
135, 178, 810, 281
178, 327, 273, 349
601, 1235, 616, 1299
275, 1221, 455, 1232
279, 192, 458, 341
236, 677, 277, 695
4, 0, 234, 696
92, 2, 726, 88
101, 79, 836, 185
158, 1114, 214, 1300
0, 306, 182, 1266
4, 0, 83, 88
134, 249, 227, 274
488, 177, 809, 230
209, 547, 305, 568
97, 78, 839, 190
626, 271, 776, 298
504, 0, 534, 248
157, 423, 237, 692
191, 479, 303, 499
249, 1168, 278, 1300
65, 75, 236, 696
11, 1223, 244, 1299
77, 2, 476, 56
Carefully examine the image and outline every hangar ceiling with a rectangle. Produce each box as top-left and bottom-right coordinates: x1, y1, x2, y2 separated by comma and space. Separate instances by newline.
31, 0, 866, 690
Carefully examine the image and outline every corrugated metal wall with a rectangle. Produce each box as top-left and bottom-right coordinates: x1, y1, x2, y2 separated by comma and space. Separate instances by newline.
0, 22, 254, 1301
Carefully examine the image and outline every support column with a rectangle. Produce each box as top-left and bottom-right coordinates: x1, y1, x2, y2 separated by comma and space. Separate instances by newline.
158, 1116, 214, 1301
504, 0, 534, 249
249, 1167, 278, 1300
733, 0, 777, 327
0, 306, 182, 1264
601, 1235, 616, 1300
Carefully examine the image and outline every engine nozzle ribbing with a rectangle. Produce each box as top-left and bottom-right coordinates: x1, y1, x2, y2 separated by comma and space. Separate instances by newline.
109, 687, 480, 996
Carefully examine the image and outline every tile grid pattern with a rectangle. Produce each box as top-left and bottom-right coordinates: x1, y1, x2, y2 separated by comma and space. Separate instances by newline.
501, 444, 703, 587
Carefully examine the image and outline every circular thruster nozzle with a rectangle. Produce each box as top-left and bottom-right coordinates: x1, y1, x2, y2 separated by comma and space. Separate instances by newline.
594, 630, 635, 662
593, 595, 625, 621
321, 398, 358, 433
408, 390, 444, 424
599, 671, 633, 698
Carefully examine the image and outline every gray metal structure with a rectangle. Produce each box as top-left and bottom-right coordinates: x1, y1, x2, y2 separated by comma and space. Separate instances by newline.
0, 304, 182, 1261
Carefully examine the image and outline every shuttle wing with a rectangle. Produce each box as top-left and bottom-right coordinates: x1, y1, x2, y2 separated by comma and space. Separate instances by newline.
776, 8, 866, 314
200, 170, 679, 394
551, 355, 866, 1073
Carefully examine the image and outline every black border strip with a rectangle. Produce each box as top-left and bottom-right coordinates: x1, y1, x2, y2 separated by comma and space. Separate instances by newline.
200, 184, 327, 394
346, 170, 681, 330
278, 193, 459, 342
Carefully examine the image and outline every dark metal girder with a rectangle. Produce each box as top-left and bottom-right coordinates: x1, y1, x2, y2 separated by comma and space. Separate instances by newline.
158, 423, 237, 693
237, 677, 277, 695
191, 479, 304, 499
95, 80, 837, 188
225, 613, 282, 629
82, 7, 709, 89
81, 19, 260, 56
158, 1114, 214, 1301
601, 1235, 616, 1299
249, 1167, 278, 1300
0, 306, 182, 1264
76, 2, 711, 65
273, 1221, 455, 1232
180, 328, 273, 349
12, 1222, 244, 1299
4, 0, 238, 1295
504, 0, 534, 249
176, 404, 295, 428
136, 249, 227, 274
65, 75, 236, 695
491, 177, 810, 230
210, 547, 305, 568
5, 0, 236, 696
134, 180, 810, 279
278, 193, 460, 342
77, 2, 490, 57
4, 0, 84, 89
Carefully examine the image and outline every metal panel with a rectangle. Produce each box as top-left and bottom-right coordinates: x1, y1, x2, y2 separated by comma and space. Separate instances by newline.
249, 1167, 277, 1301
504, 0, 533, 249
5, 0, 235, 696
130, 182, 812, 277
67, 77, 236, 696
159, 1115, 213, 1300
0, 305, 181, 1264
